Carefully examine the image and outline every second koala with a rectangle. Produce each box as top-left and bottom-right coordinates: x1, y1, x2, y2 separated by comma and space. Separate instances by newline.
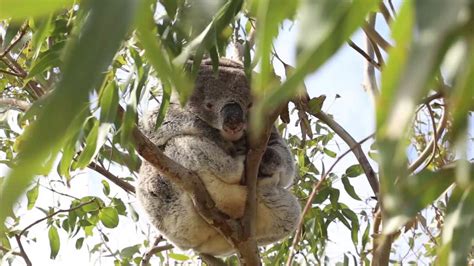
137, 58, 301, 256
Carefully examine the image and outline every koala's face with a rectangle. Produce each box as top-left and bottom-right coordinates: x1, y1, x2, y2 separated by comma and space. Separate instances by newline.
187, 62, 252, 141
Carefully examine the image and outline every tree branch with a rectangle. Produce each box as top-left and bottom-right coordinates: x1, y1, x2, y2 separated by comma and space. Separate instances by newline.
363, 14, 380, 105
408, 103, 447, 173
88, 162, 136, 194
362, 24, 392, 52
19, 199, 97, 237
0, 245, 22, 256
286, 134, 375, 266
14, 235, 31, 266
0, 23, 28, 59
0, 98, 31, 111
300, 100, 379, 197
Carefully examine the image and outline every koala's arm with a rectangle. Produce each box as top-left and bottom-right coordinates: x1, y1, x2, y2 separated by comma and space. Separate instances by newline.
258, 126, 295, 188
164, 135, 245, 184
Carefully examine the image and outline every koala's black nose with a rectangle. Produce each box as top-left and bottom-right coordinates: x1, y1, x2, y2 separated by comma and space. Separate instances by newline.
221, 102, 244, 131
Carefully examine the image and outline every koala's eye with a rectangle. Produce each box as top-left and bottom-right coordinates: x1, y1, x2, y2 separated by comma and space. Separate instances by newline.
247, 102, 253, 109
205, 103, 213, 110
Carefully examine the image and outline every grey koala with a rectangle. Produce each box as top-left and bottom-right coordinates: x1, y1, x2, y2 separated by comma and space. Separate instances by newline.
137, 58, 301, 256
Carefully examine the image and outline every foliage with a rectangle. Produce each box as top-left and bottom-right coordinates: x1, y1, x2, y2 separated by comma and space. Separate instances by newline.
0, 0, 473, 265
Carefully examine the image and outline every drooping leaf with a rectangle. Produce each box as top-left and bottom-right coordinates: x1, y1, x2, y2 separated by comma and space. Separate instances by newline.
341, 176, 362, 201
48, 225, 60, 259
437, 185, 474, 266
26, 182, 39, 210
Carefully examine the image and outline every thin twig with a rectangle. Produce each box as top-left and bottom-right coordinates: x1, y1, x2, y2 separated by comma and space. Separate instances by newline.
286, 134, 375, 266
363, 15, 380, 104
0, 68, 23, 77
387, 0, 396, 16
19, 199, 97, 236
0, 23, 28, 59
0, 245, 22, 256
14, 235, 32, 266
378, 2, 393, 24
347, 40, 381, 69
142, 244, 173, 265
408, 103, 447, 173
0, 98, 31, 111
89, 161, 136, 194
363, 24, 392, 52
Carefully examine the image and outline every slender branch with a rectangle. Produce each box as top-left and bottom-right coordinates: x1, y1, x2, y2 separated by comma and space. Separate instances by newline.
347, 40, 381, 70
142, 244, 173, 265
14, 235, 32, 266
0, 68, 23, 77
0, 98, 31, 111
0, 245, 22, 256
378, 2, 393, 25
363, 14, 380, 105
88, 161, 136, 194
363, 24, 392, 52
0, 23, 28, 59
387, 0, 396, 16
286, 134, 375, 266
19, 199, 96, 236
305, 107, 379, 197
408, 104, 447, 173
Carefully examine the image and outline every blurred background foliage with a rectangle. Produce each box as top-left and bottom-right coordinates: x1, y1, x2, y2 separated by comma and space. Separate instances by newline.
0, 0, 473, 265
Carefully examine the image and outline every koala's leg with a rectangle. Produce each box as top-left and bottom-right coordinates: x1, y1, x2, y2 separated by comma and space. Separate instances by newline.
255, 184, 301, 245
258, 127, 296, 188
165, 135, 245, 184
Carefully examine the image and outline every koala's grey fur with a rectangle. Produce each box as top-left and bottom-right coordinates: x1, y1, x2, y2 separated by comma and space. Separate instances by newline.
137, 58, 301, 256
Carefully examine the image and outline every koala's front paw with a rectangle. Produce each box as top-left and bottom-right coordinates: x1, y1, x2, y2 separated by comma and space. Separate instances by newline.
258, 147, 281, 178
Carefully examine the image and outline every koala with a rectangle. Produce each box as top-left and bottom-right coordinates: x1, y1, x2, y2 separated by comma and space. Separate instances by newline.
137, 58, 301, 256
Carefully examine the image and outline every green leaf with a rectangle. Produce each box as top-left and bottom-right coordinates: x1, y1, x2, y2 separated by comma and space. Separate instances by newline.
168, 253, 190, 261
135, 0, 192, 104
345, 164, 364, 178
252, 0, 298, 93
27, 48, 62, 78
101, 180, 110, 196
99, 80, 119, 125
0, 0, 135, 226
437, 185, 474, 266
26, 183, 39, 210
154, 82, 171, 129
2, 21, 22, 49
323, 148, 336, 158
383, 163, 468, 233
75, 237, 84, 250
48, 225, 60, 259
121, 244, 141, 258
30, 15, 53, 59
74, 119, 100, 169
341, 176, 361, 201
0, 0, 75, 20
99, 207, 119, 229
308, 96, 326, 114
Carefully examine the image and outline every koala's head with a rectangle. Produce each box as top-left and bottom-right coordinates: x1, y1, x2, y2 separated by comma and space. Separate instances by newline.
187, 59, 252, 141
